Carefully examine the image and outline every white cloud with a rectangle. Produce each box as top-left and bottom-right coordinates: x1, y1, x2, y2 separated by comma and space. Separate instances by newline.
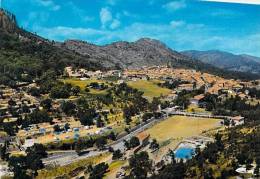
163, 0, 187, 11
21, 11, 50, 29
34, 26, 107, 42
210, 8, 242, 17
35, 21, 260, 57
82, 16, 95, 22
201, 0, 260, 5
123, 11, 138, 18
52, 5, 60, 11
107, 0, 117, 5
35, 0, 60, 11
110, 19, 121, 29
100, 7, 113, 28
66, 2, 94, 23
100, 7, 121, 29
170, 20, 185, 28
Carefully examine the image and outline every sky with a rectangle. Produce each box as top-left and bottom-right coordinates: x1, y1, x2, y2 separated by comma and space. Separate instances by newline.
2, 0, 260, 56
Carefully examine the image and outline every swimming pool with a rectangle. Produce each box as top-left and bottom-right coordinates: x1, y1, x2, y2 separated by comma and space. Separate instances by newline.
175, 148, 195, 159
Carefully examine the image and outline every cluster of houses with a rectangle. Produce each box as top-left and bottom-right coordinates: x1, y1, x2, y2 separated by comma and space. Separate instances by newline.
0, 65, 254, 156
64, 66, 121, 80
0, 85, 40, 123
122, 66, 254, 95
0, 84, 43, 152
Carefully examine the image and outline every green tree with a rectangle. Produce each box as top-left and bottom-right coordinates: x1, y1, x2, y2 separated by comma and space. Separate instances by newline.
129, 151, 152, 179
40, 98, 52, 111
129, 136, 140, 148
61, 101, 76, 116
254, 165, 259, 177
96, 118, 104, 128
112, 149, 123, 160
89, 162, 109, 179
53, 124, 62, 133
149, 139, 159, 151
123, 107, 132, 125
95, 137, 107, 149
8, 156, 31, 179
28, 87, 41, 97
0, 141, 8, 160
149, 97, 160, 112
64, 123, 70, 131
71, 86, 81, 96
107, 131, 117, 141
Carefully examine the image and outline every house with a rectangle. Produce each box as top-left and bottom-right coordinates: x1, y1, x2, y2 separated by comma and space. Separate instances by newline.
190, 94, 205, 106
136, 132, 150, 147
230, 116, 245, 126
64, 66, 85, 78
133, 132, 150, 154
232, 84, 243, 92
165, 93, 177, 101
238, 93, 248, 99
177, 83, 194, 91
23, 139, 36, 149
117, 80, 125, 84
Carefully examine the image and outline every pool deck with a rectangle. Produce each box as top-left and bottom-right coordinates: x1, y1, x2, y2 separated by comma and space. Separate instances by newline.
173, 135, 214, 161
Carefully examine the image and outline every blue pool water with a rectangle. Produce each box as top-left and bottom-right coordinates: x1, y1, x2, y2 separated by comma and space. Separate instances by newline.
175, 148, 195, 159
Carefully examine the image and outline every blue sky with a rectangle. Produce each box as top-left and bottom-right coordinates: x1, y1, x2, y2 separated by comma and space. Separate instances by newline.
3, 0, 260, 56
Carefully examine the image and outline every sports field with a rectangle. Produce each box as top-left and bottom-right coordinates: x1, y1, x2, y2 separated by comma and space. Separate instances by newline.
127, 80, 172, 100
145, 115, 221, 161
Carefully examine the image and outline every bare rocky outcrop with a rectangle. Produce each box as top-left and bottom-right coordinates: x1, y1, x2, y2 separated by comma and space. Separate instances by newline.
60, 38, 188, 68
0, 8, 17, 33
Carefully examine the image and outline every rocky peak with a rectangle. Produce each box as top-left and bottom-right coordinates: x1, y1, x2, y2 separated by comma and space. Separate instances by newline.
60, 37, 187, 68
136, 38, 164, 46
0, 8, 17, 33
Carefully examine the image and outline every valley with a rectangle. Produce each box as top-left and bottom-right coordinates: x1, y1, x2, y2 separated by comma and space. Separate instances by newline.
0, 6, 260, 179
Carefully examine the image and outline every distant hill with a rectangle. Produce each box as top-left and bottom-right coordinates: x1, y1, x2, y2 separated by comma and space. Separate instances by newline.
0, 8, 259, 86
59, 38, 187, 68
182, 50, 260, 74
59, 39, 260, 80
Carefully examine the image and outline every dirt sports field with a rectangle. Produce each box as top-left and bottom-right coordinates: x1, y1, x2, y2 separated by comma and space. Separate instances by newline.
145, 115, 221, 161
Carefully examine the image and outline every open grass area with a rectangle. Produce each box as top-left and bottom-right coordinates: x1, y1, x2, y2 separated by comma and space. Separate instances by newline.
0, 131, 7, 137
145, 115, 221, 161
127, 80, 172, 100
37, 153, 111, 179
147, 116, 220, 141
246, 98, 260, 106
104, 160, 127, 179
186, 104, 210, 113
62, 78, 109, 95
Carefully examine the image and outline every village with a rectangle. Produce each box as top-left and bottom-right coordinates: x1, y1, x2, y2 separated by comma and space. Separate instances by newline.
0, 65, 259, 178
1, 0, 259, 177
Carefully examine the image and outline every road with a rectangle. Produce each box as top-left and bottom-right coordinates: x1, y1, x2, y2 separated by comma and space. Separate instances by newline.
43, 150, 104, 166
43, 115, 167, 167
110, 115, 167, 151
43, 110, 230, 167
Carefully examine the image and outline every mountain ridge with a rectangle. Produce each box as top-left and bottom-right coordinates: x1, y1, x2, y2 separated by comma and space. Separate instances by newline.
59, 38, 187, 69
0, 9, 260, 84
182, 50, 260, 74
